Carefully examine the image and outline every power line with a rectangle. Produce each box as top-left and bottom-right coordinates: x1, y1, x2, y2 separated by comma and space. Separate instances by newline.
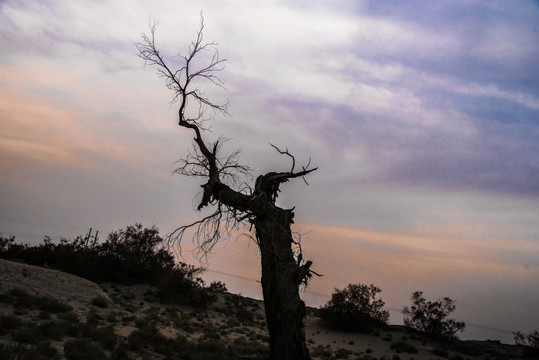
1, 223, 534, 338
206, 268, 260, 283
466, 322, 515, 336
200, 266, 536, 337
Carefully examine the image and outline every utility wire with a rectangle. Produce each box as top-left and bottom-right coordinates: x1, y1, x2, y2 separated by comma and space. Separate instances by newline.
202, 266, 535, 337
0, 222, 534, 338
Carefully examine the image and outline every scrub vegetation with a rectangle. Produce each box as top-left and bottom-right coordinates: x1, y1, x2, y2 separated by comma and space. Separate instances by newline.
0, 224, 225, 308
320, 283, 390, 333
402, 291, 466, 339
136, 15, 318, 360
1, 230, 535, 359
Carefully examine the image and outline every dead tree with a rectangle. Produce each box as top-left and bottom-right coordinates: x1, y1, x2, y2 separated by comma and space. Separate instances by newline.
137, 17, 317, 360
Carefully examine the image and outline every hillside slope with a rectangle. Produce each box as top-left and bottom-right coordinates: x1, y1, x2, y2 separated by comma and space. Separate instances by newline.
0, 259, 530, 360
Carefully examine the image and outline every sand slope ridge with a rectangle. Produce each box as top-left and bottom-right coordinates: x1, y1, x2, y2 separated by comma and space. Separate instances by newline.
0, 259, 110, 309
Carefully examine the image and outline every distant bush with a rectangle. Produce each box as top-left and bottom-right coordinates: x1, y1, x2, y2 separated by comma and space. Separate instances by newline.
91, 296, 110, 308
432, 346, 450, 357
0, 224, 226, 307
0, 234, 15, 254
96, 224, 176, 282
320, 283, 389, 333
402, 291, 465, 339
391, 340, 418, 354
83, 325, 118, 350
12, 325, 44, 344
0, 314, 21, 335
513, 329, 539, 357
0, 288, 72, 314
64, 338, 106, 360
0, 341, 60, 360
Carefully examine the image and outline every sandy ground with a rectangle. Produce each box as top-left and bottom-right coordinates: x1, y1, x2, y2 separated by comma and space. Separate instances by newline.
0, 259, 525, 359
0, 259, 109, 315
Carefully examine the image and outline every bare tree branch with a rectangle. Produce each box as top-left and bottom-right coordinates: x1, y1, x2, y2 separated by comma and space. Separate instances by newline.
136, 15, 229, 129
270, 144, 295, 172
140, 16, 318, 359
253, 145, 318, 202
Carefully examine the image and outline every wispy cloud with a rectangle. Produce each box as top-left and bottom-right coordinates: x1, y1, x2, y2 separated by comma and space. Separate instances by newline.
1, 0, 538, 341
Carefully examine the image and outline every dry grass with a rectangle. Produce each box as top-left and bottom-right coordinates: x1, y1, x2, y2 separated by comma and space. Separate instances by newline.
0, 259, 529, 360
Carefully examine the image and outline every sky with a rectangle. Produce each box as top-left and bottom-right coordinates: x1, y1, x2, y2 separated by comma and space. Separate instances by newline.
1, 0, 538, 343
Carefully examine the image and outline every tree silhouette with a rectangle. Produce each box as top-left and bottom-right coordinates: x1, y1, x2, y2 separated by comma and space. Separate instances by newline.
321, 283, 389, 333
137, 16, 317, 360
402, 291, 465, 339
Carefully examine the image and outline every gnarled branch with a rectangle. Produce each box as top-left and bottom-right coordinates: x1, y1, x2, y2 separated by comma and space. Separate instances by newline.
254, 145, 318, 202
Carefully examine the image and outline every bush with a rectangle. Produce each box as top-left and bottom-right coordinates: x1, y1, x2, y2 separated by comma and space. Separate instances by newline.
320, 283, 389, 333
1, 225, 223, 301
64, 338, 106, 360
0, 234, 15, 254
39, 321, 69, 341
127, 326, 179, 355
402, 291, 465, 339
391, 340, 418, 354
0, 341, 60, 360
83, 325, 118, 350
0, 288, 72, 314
91, 296, 110, 308
335, 347, 353, 359
1, 225, 225, 307
38, 296, 73, 313
432, 346, 450, 357
0, 314, 21, 335
96, 224, 176, 282
12, 325, 44, 344
514, 329, 539, 357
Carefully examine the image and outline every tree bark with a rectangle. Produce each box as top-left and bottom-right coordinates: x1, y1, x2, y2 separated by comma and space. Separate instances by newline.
255, 208, 311, 360
137, 19, 316, 360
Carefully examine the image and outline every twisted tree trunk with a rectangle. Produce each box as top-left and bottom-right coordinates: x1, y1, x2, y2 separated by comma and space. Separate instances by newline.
137, 18, 316, 360
255, 209, 310, 360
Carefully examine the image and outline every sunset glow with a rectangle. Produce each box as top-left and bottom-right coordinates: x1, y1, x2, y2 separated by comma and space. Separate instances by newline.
1, 0, 538, 343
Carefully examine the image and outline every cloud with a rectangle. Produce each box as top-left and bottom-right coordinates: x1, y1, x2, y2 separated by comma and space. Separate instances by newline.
1, 0, 538, 342
2, 0, 537, 198
0, 66, 158, 175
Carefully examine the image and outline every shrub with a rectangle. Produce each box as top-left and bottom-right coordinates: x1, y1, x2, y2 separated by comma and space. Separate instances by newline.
228, 336, 269, 358
402, 291, 465, 339
127, 326, 177, 355
514, 329, 539, 357
0, 314, 21, 335
96, 224, 176, 282
110, 345, 130, 360
320, 283, 389, 333
1, 225, 225, 307
154, 263, 220, 308
335, 347, 353, 359
311, 345, 332, 358
33, 341, 60, 360
39, 321, 69, 341
432, 346, 450, 357
64, 338, 106, 360
83, 325, 118, 350
12, 324, 45, 344
38, 296, 73, 313
0, 341, 60, 360
1, 288, 72, 314
58, 311, 80, 323
91, 295, 109, 308
0, 234, 15, 254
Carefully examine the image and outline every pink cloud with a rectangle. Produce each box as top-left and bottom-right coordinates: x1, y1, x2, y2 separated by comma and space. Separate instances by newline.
0, 70, 149, 176
191, 222, 537, 309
